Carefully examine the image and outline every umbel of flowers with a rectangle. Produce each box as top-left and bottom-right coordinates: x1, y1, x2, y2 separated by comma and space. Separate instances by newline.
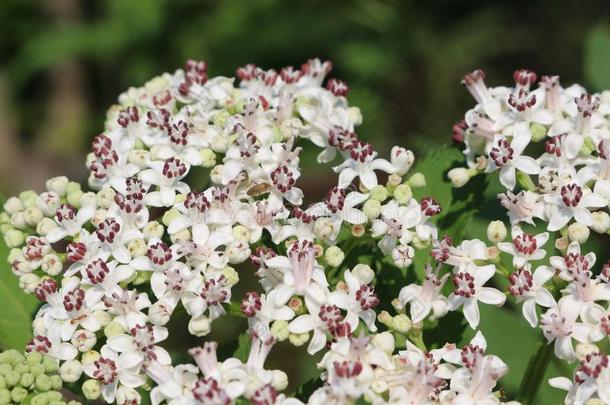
0, 58, 600, 405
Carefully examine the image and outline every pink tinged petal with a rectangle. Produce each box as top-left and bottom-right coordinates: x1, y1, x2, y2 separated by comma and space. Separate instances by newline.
359, 170, 378, 190
143, 191, 163, 207
337, 168, 357, 188
565, 133, 584, 159
555, 336, 575, 361
581, 193, 607, 208
515, 156, 540, 175
342, 208, 367, 224
477, 287, 506, 306
160, 188, 176, 207
55, 343, 78, 360
371, 158, 396, 174
511, 133, 531, 156
167, 216, 190, 235
289, 315, 315, 334
476, 265, 497, 285
119, 371, 146, 388
328, 292, 350, 309
470, 331, 487, 349
308, 329, 328, 355
108, 335, 136, 352
499, 166, 516, 190
463, 298, 480, 329
548, 207, 572, 231
522, 299, 539, 327
410, 299, 431, 324
535, 288, 556, 308
360, 309, 377, 331
548, 376, 572, 391
573, 208, 593, 226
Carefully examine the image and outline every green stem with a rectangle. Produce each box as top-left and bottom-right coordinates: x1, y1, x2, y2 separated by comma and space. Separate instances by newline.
517, 337, 553, 405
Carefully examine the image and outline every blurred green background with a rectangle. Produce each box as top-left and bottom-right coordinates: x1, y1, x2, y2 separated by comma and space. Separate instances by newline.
2, 0, 610, 403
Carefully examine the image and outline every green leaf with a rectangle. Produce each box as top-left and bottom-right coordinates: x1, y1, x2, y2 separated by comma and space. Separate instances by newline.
585, 24, 610, 91
232, 332, 251, 362
0, 239, 39, 350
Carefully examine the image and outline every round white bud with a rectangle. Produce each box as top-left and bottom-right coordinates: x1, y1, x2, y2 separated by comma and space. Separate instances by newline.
568, 222, 590, 244
390, 146, 415, 176
372, 332, 395, 355
149, 301, 172, 326
353, 264, 374, 285
60, 359, 83, 383
41, 254, 63, 276
486, 220, 507, 243
590, 211, 610, 234
71, 330, 97, 352
324, 246, 345, 267
3, 197, 24, 214
188, 315, 211, 337
46, 176, 70, 196
226, 240, 250, 264
36, 218, 58, 236
19, 273, 40, 293
447, 167, 471, 188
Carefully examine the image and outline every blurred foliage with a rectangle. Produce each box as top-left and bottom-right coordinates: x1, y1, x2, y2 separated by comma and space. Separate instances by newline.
1, 0, 610, 403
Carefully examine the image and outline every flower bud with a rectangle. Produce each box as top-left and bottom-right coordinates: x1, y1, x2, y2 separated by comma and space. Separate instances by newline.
188, 315, 211, 337
378, 311, 393, 328
211, 135, 229, 153
369, 185, 388, 202
200, 149, 217, 168
271, 370, 288, 391
386, 173, 403, 188
95, 187, 116, 209
10, 213, 27, 230
40, 254, 62, 276
19, 273, 40, 293
226, 240, 250, 264
90, 209, 107, 227
117, 386, 141, 404
19, 190, 38, 208
59, 360, 82, 383
324, 246, 345, 267
392, 244, 414, 268
393, 184, 412, 204
45, 176, 70, 196
270, 321, 290, 342
568, 222, 590, 244
448, 167, 473, 188
575, 342, 599, 361
170, 229, 191, 243
408, 173, 426, 188
590, 211, 610, 233
210, 165, 224, 184
351, 224, 365, 237
36, 218, 58, 237
3, 197, 24, 215
232, 225, 251, 242
530, 122, 547, 142
149, 301, 172, 325
81, 350, 100, 365
393, 314, 412, 333
104, 322, 125, 338
372, 332, 395, 355
348, 107, 362, 126
362, 199, 381, 220
71, 330, 97, 352
127, 239, 147, 258
353, 264, 374, 285
313, 218, 334, 240
486, 220, 507, 243
82, 379, 101, 400
390, 146, 415, 176
66, 190, 84, 209
24, 207, 43, 227
288, 332, 309, 347
128, 149, 150, 167
162, 208, 180, 227
554, 236, 569, 251
222, 266, 239, 286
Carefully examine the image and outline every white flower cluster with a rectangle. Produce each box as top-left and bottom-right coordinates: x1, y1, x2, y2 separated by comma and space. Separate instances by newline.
0, 59, 517, 404
454, 69, 610, 405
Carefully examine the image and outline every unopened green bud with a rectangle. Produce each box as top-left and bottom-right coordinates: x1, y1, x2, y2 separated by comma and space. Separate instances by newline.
10, 386, 27, 403
35, 374, 52, 392
271, 320, 290, 342
200, 149, 217, 168
393, 184, 412, 204
529, 122, 546, 141
393, 314, 412, 333
369, 185, 388, 202
82, 379, 101, 400
288, 332, 309, 347
408, 173, 426, 188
